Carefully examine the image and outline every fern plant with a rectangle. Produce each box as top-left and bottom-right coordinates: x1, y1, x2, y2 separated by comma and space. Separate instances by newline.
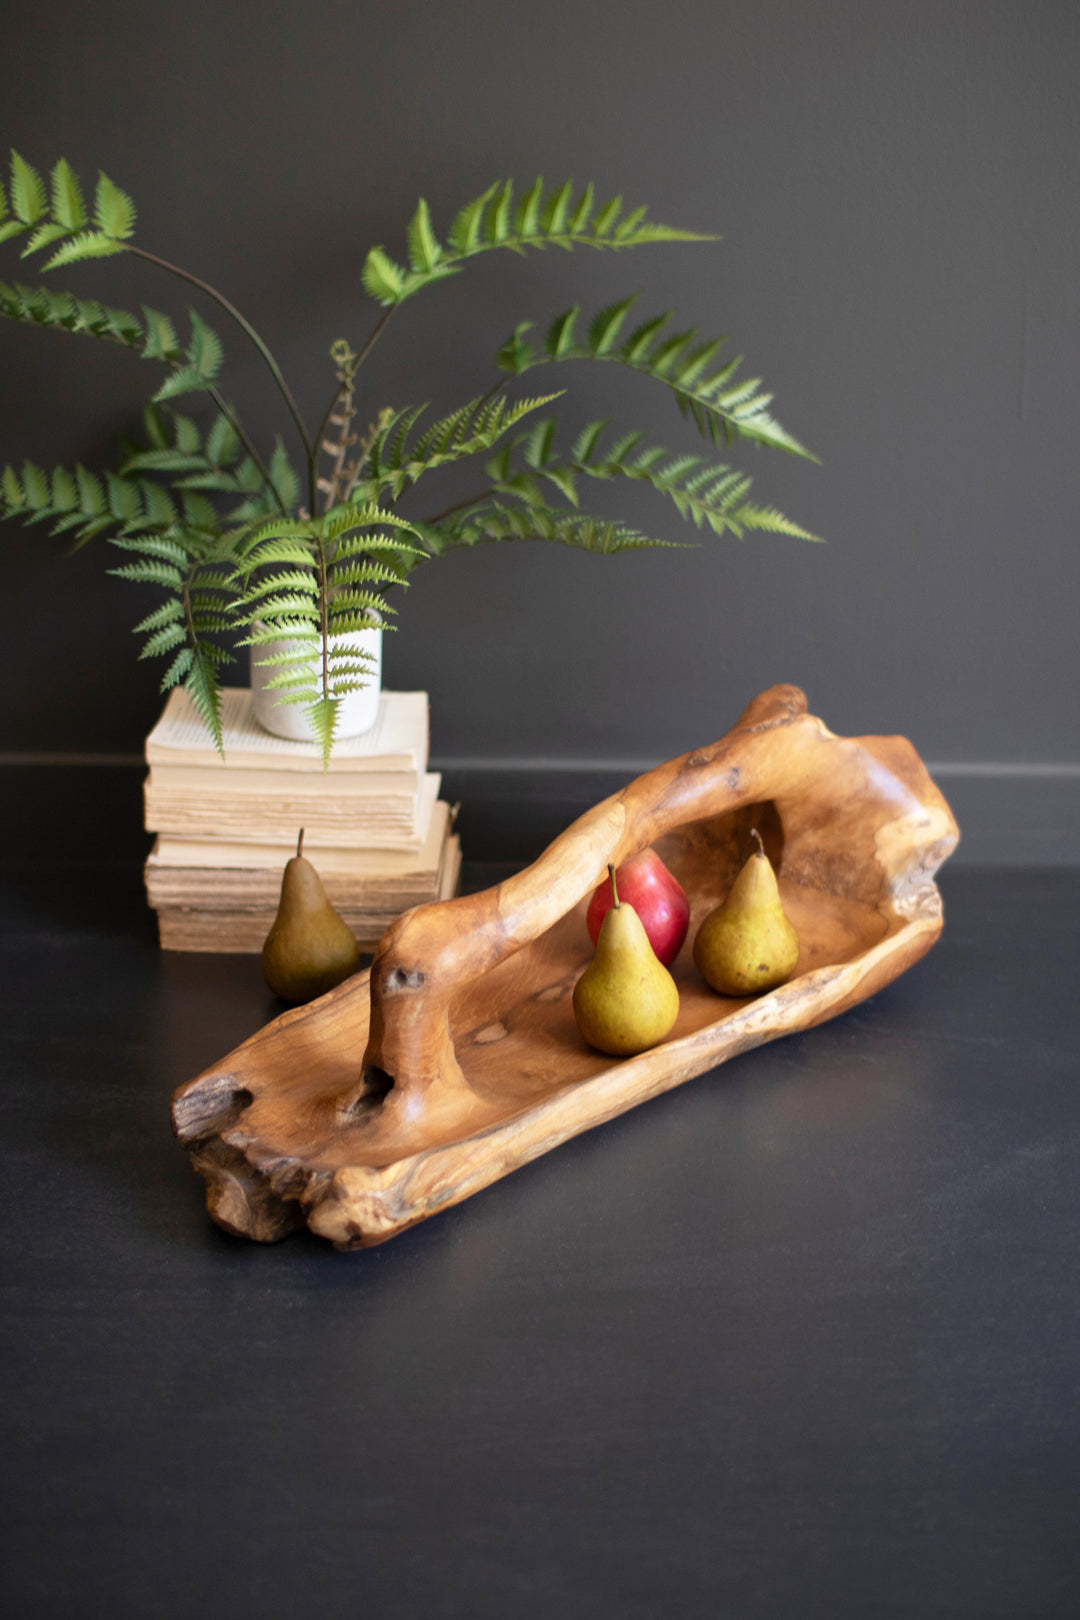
0, 154, 819, 763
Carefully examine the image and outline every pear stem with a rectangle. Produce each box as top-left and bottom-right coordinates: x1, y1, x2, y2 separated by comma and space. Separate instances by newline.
297, 828, 305, 859
750, 827, 765, 860
608, 862, 620, 909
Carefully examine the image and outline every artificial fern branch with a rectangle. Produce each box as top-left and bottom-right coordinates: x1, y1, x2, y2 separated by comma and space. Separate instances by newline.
3, 153, 313, 474
120, 243, 313, 468
361, 178, 715, 308
496, 297, 816, 459
411, 496, 682, 558
485, 417, 821, 542
230, 502, 423, 764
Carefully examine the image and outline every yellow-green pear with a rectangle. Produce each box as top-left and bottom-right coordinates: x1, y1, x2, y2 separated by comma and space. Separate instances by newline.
573, 865, 680, 1056
693, 829, 800, 996
262, 830, 361, 1002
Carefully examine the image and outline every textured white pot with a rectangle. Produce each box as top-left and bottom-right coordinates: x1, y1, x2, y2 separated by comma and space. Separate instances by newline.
250, 625, 383, 741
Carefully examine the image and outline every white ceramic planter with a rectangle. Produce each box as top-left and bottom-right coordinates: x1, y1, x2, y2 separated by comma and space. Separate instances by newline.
250, 625, 383, 741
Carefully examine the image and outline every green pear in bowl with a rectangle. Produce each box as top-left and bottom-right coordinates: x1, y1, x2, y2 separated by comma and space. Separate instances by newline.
262, 830, 361, 1002
573, 865, 681, 1056
693, 828, 799, 997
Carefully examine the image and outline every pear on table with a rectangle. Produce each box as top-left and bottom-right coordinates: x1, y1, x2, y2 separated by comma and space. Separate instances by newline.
693, 828, 800, 997
262, 829, 361, 1003
573, 864, 681, 1057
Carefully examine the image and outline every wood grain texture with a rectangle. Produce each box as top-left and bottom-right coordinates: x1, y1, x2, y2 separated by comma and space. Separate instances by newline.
172, 687, 959, 1247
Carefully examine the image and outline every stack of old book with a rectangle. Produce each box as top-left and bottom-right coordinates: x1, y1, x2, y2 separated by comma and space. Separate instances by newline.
142, 686, 460, 953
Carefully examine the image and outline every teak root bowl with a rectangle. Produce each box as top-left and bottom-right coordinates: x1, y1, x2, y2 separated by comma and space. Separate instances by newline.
172, 686, 959, 1248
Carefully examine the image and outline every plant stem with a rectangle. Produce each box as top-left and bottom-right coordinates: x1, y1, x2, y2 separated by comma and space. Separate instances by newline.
422, 488, 494, 526
207, 387, 287, 516
124, 243, 313, 463
476, 372, 513, 411
353, 305, 396, 372
318, 536, 330, 713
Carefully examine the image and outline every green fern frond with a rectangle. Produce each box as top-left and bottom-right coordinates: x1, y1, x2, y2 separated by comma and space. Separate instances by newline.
416, 498, 681, 557
488, 417, 820, 542
182, 643, 231, 754
494, 299, 814, 460
362, 177, 715, 308
0, 279, 229, 417
367, 392, 564, 499
229, 503, 421, 764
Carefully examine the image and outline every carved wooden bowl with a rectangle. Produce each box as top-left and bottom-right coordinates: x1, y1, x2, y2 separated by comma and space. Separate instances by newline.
172, 686, 959, 1248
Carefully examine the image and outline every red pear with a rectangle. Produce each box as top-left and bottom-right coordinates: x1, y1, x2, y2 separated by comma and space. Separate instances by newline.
586, 848, 690, 967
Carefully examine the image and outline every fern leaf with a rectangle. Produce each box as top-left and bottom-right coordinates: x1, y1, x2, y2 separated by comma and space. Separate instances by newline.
268, 439, 301, 512
570, 419, 609, 462
542, 179, 573, 236
161, 647, 195, 688
180, 491, 218, 529
205, 413, 240, 467
588, 295, 637, 355
138, 622, 188, 659
592, 195, 623, 238
153, 365, 211, 401
497, 320, 535, 374
93, 170, 136, 239
41, 231, 128, 271
21, 461, 50, 509
513, 176, 544, 238
545, 306, 579, 358
109, 532, 191, 565
406, 197, 441, 273
621, 312, 672, 361
173, 414, 201, 454
185, 310, 223, 380
447, 183, 498, 255
50, 159, 87, 231
76, 465, 106, 516
132, 599, 185, 633
9, 152, 46, 223
730, 502, 822, 541
50, 466, 77, 512
567, 182, 594, 235
20, 223, 69, 257
361, 246, 408, 306
109, 558, 184, 588
121, 447, 207, 474
487, 180, 514, 245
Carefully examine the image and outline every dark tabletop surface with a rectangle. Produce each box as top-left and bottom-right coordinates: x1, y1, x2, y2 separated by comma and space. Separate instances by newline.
1, 768, 1078, 1619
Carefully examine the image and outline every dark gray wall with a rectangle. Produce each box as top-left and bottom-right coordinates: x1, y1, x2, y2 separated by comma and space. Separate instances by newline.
2, 1, 1077, 854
